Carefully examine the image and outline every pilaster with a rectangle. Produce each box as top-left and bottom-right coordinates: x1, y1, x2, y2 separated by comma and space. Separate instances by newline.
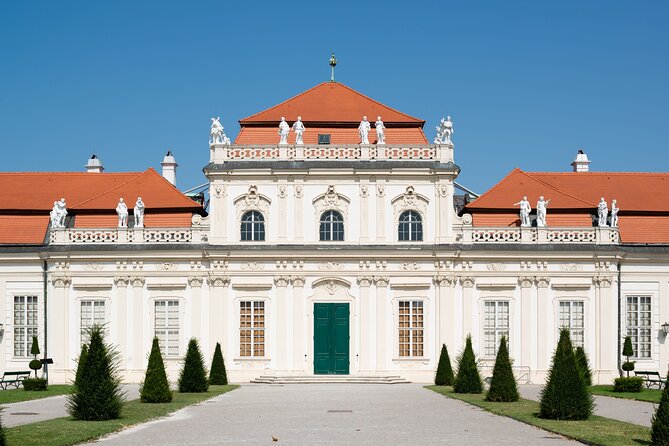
358, 276, 373, 372
291, 276, 305, 372
374, 276, 389, 371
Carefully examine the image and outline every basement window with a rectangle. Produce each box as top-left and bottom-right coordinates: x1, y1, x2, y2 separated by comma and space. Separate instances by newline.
318, 134, 331, 145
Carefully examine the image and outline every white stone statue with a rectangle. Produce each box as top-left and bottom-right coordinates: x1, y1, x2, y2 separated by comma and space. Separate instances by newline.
536, 196, 550, 227
358, 116, 371, 144
134, 197, 145, 228
210, 117, 230, 145
50, 198, 67, 228
116, 198, 129, 228
375, 116, 385, 144
610, 199, 619, 228
513, 196, 532, 227
292, 116, 305, 145
597, 197, 608, 227
278, 117, 290, 145
434, 116, 454, 144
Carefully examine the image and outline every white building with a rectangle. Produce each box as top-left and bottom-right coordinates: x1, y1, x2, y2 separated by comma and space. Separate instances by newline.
0, 80, 666, 384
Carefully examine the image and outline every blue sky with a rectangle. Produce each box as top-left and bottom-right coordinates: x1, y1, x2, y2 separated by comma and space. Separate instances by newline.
1, 1, 667, 195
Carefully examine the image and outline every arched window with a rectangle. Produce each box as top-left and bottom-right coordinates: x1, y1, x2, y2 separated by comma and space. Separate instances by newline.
398, 210, 423, 241
241, 211, 265, 241
319, 210, 344, 241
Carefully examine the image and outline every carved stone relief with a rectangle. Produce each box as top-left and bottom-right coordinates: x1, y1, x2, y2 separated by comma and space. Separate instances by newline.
391, 186, 428, 223
313, 185, 350, 216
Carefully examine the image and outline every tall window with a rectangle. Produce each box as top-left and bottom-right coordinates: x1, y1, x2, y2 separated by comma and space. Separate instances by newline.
627, 296, 651, 359
398, 210, 423, 241
559, 301, 584, 348
398, 301, 424, 357
80, 300, 106, 345
484, 301, 509, 356
240, 301, 265, 357
241, 211, 265, 241
319, 210, 344, 241
155, 300, 180, 356
14, 296, 38, 357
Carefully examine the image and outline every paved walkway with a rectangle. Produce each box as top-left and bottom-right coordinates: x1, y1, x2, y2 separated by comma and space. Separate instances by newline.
87, 384, 576, 445
1, 384, 139, 428
519, 385, 656, 427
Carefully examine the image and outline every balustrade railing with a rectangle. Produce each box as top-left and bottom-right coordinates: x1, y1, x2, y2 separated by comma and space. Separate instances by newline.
458, 225, 619, 245
49, 226, 206, 245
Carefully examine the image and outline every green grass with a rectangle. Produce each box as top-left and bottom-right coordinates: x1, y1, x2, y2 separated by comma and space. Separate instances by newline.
589, 385, 662, 404
5, 385, 238, 446
427, 386, 651, 446
0, 385, 73, 405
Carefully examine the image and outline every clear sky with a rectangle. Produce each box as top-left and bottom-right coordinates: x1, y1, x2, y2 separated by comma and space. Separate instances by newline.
1, 1, 667, 195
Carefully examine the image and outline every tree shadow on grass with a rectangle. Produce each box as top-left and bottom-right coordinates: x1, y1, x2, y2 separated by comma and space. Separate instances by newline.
632, 440, 651, 445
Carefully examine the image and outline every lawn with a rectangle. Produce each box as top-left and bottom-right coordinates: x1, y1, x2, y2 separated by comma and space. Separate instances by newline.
589, 385, 662, 404
428, 386, 651, 446
5, 385, 238, 446
0, 385, 73, 405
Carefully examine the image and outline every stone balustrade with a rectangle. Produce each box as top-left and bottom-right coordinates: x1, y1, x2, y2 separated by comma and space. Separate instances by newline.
49, 226, 207, 245
457, 225, 620, 245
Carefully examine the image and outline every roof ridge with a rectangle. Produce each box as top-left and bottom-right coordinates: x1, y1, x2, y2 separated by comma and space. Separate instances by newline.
467, 168, 523, 208
70, 171, 147, 208
334, 82, 424, 123
523, 171, 597, 206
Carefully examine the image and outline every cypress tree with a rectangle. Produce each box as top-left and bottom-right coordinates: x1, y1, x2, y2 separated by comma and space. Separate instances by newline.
67, 325, 125, 420
622, 336, 635, 377
178, 338, 209, 393
74, 344, 88, 387
652, 374, 669, 445
209, 342, 228, 385
453, 335, 483, 394
435, 344, 455, 386
574, 346, 593, 386
486, 336, 519, 402
140, 337, 172, 403
539, 328, 594, 420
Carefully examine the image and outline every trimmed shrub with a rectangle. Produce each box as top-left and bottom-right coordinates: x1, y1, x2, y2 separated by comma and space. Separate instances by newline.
140, 337, 172, 403
622, 336, 634, 377
67, 325, 125, 420
453, 335, 483, 394
574, 346, 593, 386
486, 336, 519, 402
29, 336, 42, 378
539, 328, 594, 420
435, 344, 455, 386
613, 377, 643, 393
74, 344, 88, 387
178, 338, 209, 393
209, 342, 228, 385
23, 378, 48, 391
652, 379, 669, 445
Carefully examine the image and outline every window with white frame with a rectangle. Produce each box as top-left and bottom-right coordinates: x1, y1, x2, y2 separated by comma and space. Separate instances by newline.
155, 300, 180, 356
626, 296, 651, 359
398, 210, 423, 241
484, 301, 509, 356
240, 301, 265, 357
80, 300, 106, 345
558, 301, 584, 348
14, 295, 38, 357
398, 300, 424, 357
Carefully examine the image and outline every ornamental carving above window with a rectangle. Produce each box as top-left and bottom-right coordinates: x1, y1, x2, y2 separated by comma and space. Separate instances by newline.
313, 184, 350, 216
234, 185, 271, 220
392, 186, 429, 223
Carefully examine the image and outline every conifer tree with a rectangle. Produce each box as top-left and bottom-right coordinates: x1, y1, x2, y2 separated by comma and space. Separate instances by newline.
486, 336, 519, 402
539, 328, 593, 420
29, 336, 42, 378
74, 344, 88, 387
574, 346, 593, 386
453, 335, 483, 394
435, 344, 455, 386
67, 325, 125, 420
140, 337, 172, 403
652, 374, 669, 445
209, 342, 228, 385
0, 413, 5, 446
178, 338, 209, 393
622, 336, 635, 377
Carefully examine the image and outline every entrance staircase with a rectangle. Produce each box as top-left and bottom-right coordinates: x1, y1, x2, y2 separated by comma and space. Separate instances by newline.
250, 375, 410, 384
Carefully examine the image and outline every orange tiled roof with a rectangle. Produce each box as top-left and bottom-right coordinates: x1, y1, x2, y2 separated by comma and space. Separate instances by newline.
235, 126, 428, 145
0, 216, 49, 244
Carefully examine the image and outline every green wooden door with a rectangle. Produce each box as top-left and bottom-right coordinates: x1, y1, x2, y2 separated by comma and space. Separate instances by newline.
313, 303, 349, 374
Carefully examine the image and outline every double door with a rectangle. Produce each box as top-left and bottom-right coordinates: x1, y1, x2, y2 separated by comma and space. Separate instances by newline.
313, 303, 349, 374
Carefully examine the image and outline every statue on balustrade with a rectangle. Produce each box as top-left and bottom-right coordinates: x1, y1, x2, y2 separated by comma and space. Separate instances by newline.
116, 198, 129, 228
358, 116, 371, 144
50, 198, 67, 228
513, 196, 532, 227
292, 116, 305, 145
375, 116, 385, 144
210, 117, 230, 145
278, 117, 290, 145
610, 199, 619, 228
536, 196, 550, 227
134, 197, 145, 228
597, 197, 608, 227
434, 116, 454, 144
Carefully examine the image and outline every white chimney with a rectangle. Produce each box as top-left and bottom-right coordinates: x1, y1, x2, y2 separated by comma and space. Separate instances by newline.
85, 154, 104, 173
161, 151, 178, 186
571, 149, 590, 172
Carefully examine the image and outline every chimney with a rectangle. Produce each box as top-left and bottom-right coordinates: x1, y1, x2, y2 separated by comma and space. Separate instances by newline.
161, 151, 178, 186
571, 149, 590, 172
85, 154, 104, 173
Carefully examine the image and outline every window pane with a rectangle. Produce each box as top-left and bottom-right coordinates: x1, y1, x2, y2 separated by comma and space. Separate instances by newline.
627, 296, 652, 358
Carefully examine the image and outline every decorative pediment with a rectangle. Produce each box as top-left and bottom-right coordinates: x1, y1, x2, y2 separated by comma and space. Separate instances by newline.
312, 277, 351, 295
313, 185, 350, 216
234, 185, 271, 219
392, 186, 429, 221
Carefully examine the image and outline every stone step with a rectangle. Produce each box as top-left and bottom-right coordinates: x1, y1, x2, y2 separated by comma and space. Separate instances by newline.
249, 375, 411, 384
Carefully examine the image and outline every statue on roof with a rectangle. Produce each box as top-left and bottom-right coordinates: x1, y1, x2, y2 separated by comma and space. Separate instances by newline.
597, 197, 608, 227
210, 117, 230, 145
134, 197, 145, 228
610, 199, 619, 228
292, 116, 305, 145
278, 117, 290, 145
513, 196, 532, 227
50, 198, 67, 228
375, 116, 385, 145
358, 116, 371, 145
434, 116, 454, 144
536, 196, 550, 227
116, 198, 128, 228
